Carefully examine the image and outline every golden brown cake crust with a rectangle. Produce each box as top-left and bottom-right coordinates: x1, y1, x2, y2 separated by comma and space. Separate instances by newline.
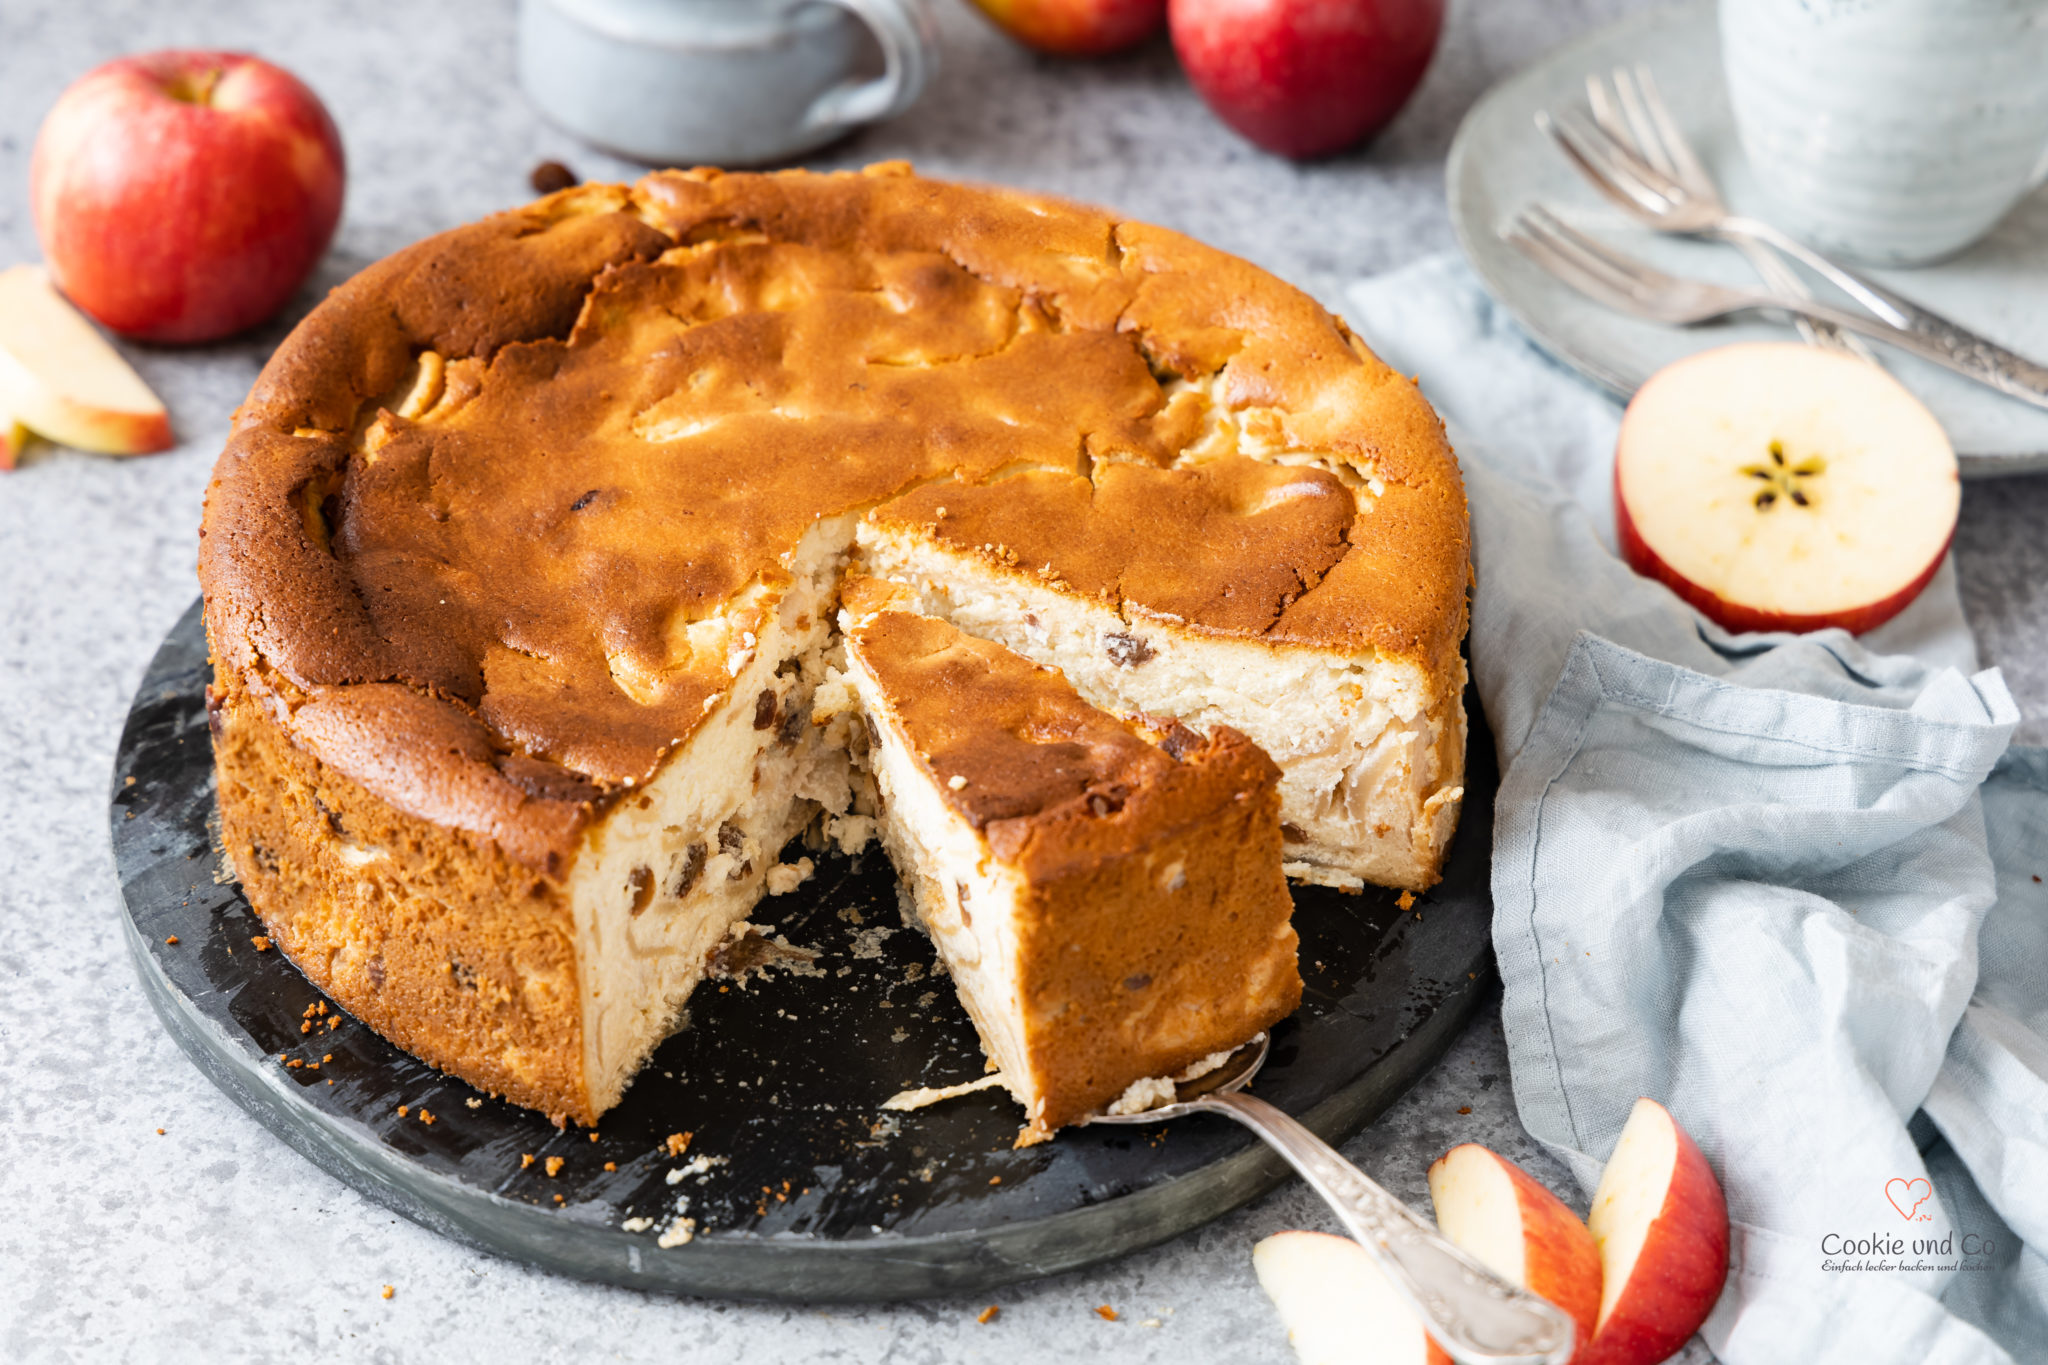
211, 689, 592, 1124
200, 164, 1467, 871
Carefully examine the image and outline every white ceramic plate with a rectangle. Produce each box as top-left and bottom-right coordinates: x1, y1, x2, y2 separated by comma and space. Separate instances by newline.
1447, 0, 2048, 478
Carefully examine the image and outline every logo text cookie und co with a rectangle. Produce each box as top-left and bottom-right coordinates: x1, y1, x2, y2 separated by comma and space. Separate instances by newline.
1820, 1178, 1997, 1273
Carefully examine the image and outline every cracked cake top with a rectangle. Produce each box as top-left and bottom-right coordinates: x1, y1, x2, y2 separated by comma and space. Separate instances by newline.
200, 163, 1467, 869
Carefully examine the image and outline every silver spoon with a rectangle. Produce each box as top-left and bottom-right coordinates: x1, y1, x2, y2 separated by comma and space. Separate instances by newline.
1089, 1037, 1575, 1365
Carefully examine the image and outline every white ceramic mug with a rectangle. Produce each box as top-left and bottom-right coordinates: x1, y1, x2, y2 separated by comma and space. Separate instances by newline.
1720, 0, 2048, 266
518, 0, 938, 167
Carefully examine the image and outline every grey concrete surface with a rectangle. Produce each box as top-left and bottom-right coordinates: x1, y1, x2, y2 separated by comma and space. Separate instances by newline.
1, 0, 2041, 1360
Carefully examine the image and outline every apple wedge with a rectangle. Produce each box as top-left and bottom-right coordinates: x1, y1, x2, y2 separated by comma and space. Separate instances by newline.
0, 410, 28, 471
1428, 1144, 1600, 1360
1253, 1230, 1451, 1365
1578, 1099, 1730, 1365
0, 265, 171, 455
1614, 341, 1956, 635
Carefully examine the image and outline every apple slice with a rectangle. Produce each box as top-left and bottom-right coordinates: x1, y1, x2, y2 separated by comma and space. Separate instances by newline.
0, 410, 28, 471
1428, 1144, 1600, 1359
1614, 341, 1956, 635
0, 265, 171, 455
1253, 1230, 1451, 1365
1577, 1099, 1729, 1365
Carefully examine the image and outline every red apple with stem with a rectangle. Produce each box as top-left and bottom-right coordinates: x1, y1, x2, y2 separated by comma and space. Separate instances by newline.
965, 0, 1167, 56
32, 50, 345, 344
1168, 0, 1444, 159
1614, 342, 1957, 636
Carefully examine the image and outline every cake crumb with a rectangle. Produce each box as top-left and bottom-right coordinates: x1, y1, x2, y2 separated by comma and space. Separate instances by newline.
381, 1285, 394, 1300
665, 1131, 694, 1158
604, 1161, 616, 1172
947, 774, 967, 790
521, 1153, 535, 1170
164, 936, 178, 945
419, 1110, 435, 1125
466, 1098, 482, 1109
882, 1073, 1007, 1111
1141, 1318, 1162, 1328
251, 936, 271, 951
1457, 1105, 1472, 1115
590, 1132, 600, 1142
977, 1305, 1000, 1324
396, 1105, 409, 1118
545, 1156, 564, 1177
989, 1176, 1001, 1185
657, 1216, 698, 1248
621, 1216, 654, 1232
1397, 890, 1416, 910
1096, 1305, 1118, 1322
155, 1128, 165, 1135
764, 857, 816, 896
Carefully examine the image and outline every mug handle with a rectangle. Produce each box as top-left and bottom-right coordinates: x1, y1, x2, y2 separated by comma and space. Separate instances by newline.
800, 0, 939, 132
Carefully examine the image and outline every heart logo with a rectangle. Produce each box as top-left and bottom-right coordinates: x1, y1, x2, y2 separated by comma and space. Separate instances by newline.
1886, 1177, 1933, 1220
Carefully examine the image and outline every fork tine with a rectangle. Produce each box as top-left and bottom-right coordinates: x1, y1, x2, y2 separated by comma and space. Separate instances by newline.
1631, 65, 1712, 195
1585, 73, 1626, 143
1525, 206, 1661, 277
1539, 109, 1674, 217
1503, 224, 1646, 317
1611, 68, 1675, 179
1515, 207, 1658, 300
1554, 108, 1689, 207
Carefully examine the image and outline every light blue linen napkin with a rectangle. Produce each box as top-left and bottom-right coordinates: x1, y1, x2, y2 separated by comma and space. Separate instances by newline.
1343, 255, 2047, 1365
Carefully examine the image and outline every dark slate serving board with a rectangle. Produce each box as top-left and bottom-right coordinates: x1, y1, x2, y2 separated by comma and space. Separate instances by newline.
111, 598, 1496, 1301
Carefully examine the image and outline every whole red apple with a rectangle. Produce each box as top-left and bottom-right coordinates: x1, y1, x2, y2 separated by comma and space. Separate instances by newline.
1169, 0, 1443, 159
32, 50, 345, 344
966, 0, 1166, 57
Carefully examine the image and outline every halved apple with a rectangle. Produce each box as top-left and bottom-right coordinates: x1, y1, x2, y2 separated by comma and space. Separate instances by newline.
1614, 342, 1956, 635
1578, 1099, 1729, 1365
1252, 1230, 1451, 1365
1428, 1144, 1600, 1360
0, 265, 171, 455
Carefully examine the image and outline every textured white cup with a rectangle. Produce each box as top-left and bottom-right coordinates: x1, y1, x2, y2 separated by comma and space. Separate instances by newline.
1721, 0, 2048, 266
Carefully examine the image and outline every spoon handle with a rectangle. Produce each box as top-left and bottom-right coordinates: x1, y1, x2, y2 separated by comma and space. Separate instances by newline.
1193, 1090, 1575, 1365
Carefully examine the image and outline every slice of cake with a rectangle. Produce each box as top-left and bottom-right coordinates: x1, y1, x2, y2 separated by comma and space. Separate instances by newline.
834, 579, 1303, 1144
855, 453, 1467, 893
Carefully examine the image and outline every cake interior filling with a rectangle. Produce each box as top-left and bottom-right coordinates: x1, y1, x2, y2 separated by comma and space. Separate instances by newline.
836, 648, 1043, 1120
564, 514, 861, 1112
857, 527, 1464, 891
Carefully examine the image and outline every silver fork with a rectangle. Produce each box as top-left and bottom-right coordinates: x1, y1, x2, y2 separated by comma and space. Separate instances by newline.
1088, 1037, 1575, 1365
1571, 66, 1864, 357
1504, 204, 2048, 411
1534, 68, 2048, 407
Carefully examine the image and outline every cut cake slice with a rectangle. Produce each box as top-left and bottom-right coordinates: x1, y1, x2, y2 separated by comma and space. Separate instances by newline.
834, 578, 1303, 1144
